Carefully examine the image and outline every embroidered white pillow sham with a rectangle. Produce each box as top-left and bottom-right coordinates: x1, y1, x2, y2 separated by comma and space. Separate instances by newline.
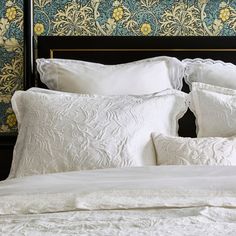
189, 82, 236, 137
183, 58, 236, 90
9, 88, 188, 178
152, 133, 236, 166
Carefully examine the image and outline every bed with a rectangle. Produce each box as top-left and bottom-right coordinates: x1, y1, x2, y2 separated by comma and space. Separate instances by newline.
2, 166, 236, 235
1, 1, 236, 235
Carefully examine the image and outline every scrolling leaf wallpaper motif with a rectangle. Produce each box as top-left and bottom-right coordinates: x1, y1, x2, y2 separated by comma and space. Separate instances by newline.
0, 0, 236, 133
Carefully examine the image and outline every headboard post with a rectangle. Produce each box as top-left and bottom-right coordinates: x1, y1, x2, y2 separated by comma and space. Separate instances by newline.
23, 0, 34, 89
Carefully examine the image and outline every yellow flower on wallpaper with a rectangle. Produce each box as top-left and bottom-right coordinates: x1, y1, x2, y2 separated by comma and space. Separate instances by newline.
219, 8, 230, 22
6, 113, 17, 128
141, 23, 151, 35
113, 7, 124, 21
6, 7, 17, 21
34, 23, 45, 35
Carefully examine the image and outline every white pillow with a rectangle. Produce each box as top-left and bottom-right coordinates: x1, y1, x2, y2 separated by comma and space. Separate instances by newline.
189, 82, 236, 137
183, 58, 236, 90
152, 133, 236, 166
36, 57, 184, 94
9, 88, 188, 178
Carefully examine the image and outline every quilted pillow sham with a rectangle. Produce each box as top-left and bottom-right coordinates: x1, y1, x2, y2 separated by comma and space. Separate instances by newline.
152, 133, 236, 166
36, 57, 184, 95
183, 58, 236, 90
9, 88, 188, 178
189, 82, 236, 137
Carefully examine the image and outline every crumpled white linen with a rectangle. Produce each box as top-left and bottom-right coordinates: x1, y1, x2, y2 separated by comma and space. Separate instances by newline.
1, 166, 236, 235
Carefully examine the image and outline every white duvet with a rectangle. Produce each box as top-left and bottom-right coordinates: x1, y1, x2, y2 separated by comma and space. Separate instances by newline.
1, 166, 236, 235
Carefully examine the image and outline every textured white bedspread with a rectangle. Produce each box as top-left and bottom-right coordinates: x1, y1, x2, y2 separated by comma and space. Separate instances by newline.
1, 166, 236, 235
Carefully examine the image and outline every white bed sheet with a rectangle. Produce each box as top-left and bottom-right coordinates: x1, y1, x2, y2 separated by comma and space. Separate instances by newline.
1, 166, 236, 235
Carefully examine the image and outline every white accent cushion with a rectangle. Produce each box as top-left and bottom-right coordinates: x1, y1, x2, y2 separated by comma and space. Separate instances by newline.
36, 57, 184, 95
183, 58, 236, 90
10, 88, 188, 178
189, 82, 236, 137
152, 133, 236, 166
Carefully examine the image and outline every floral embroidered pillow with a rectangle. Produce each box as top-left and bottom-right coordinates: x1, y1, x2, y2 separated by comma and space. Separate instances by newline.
152, 133, 236, 166
9, 88, 188, 178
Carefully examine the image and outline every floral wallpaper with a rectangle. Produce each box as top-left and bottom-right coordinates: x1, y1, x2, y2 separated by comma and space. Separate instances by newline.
0, 0, 236, 133
0, 0, 23, 133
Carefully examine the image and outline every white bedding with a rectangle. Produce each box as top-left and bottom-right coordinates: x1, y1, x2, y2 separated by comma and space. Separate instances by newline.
1, 166, 236, 235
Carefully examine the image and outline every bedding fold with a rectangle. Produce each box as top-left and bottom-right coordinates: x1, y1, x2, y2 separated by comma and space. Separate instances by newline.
1, 166, 236, 215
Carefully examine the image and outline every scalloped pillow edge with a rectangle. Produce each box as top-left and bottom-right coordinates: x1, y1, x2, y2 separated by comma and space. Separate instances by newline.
182, 58, 236, 90
36, 56, 185, 92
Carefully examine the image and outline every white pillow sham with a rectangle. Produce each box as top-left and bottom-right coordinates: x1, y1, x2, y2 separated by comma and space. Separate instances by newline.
183, 58, 236, 90
9, 88, 188, 178
36, 57, 184, 95
189, 82, 236, 137
152, 133, 236, 166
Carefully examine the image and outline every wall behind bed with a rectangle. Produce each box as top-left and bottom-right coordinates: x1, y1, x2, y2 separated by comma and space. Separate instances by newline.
0, 0, 236, 134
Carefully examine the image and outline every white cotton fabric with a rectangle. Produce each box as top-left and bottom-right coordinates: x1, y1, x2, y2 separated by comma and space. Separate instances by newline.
189, 82, 236, 137
1, 166, 236, 235
10, 88, 188, 178
152, 133, 236, 165
2, 208, 236, 236
36, 57, 184, 94
183, 58, 236, 90
2, 166, 236, 213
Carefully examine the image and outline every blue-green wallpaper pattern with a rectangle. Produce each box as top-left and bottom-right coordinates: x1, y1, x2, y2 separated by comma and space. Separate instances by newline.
0, 0, 236, 133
